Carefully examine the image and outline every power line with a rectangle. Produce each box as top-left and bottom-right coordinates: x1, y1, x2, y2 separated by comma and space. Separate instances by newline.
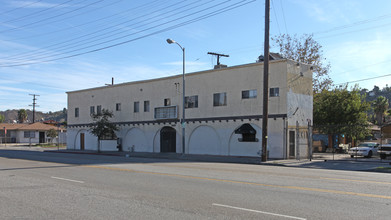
0, 0, 45, 16
3, 0, 161, 42
313, 12, 391, 35
0, 0, 256, 67
335, 73, 391, 86
2, 0, 200, 61
279, 0, 288, 34
0, 0, 105, 34
0, 0, 75, 24
271, 0, 281, 35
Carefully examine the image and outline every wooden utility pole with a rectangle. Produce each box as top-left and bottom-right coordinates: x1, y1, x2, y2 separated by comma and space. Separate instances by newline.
261, 0, 270, 162
29, 94, 39, 123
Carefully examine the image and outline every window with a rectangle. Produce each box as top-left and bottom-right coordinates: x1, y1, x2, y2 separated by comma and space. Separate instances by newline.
270, 88, 280, 97
213, 92, 227, 106
97, 105, 102, 114
134, 101, 139, 112
144, 101, 150, 112
242, 89, 257, 99
24, 131, 35, 138
75, 107, 79, 117
154, 106, 177, 119
164, 98, 171, 106
90, 106, 95, 115
185, 95, 198, 108
234, 123, 258, 142
116, 103, 121, 111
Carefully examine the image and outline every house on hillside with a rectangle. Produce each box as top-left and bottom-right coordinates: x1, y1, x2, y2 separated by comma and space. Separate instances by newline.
0, 122, 66, 144
66, 59, 313, 159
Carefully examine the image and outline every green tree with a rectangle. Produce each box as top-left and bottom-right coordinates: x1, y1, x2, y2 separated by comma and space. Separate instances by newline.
314, 86, 370, 143
0, 114, 4, 123
17, 109, 28, 123
89, 109, 118, 152
47, 129, 58, 143
373, 96, 389, 125
272, 34, 333, 93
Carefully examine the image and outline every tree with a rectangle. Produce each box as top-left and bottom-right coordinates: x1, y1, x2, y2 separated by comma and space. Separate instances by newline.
314, 85, 370, 144
0, 114, 4, 123
373, 96, 389, 125
272, 34, 333, 93
89, 109, 118, 152
18, 109, 28, 123
47, 129, 58, 144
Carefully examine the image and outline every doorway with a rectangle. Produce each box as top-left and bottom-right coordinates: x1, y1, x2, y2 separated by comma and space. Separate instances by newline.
80, 133, 85, 150
289, 131, 295, 157
39, 132, 45, 143
160, 127, 176, 153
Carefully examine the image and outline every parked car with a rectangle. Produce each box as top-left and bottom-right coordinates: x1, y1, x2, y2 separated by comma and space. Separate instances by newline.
378, 144, 391, 159
348, 142, 379, 158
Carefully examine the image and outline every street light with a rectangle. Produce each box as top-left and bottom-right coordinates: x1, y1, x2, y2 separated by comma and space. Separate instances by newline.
167, 38, 186, 156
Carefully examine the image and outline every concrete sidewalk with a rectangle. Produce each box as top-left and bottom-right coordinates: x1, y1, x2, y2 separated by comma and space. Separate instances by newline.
1, 144, 390, 172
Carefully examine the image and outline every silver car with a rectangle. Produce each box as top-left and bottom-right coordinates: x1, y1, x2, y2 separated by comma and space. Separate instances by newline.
348, 142, 379, 158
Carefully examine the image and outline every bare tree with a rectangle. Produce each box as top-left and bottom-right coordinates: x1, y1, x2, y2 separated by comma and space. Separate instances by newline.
272, 34, 333, 93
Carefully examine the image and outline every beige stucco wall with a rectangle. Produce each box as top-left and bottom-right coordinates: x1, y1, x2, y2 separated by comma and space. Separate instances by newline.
67, 60, 290, 125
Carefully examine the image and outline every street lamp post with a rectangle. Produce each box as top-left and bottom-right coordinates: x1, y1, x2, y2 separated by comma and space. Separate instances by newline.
167, 38, 186, 156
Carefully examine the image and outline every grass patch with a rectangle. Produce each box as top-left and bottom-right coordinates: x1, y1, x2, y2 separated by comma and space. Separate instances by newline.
36, 144, 65, 148
374, 167, 391, 173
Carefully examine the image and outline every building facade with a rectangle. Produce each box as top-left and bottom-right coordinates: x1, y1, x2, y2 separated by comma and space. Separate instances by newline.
66, 59, 313, 159
0, 122, 66, 144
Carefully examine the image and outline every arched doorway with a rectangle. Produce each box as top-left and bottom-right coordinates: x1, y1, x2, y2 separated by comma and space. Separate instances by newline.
160, 127, 176, 153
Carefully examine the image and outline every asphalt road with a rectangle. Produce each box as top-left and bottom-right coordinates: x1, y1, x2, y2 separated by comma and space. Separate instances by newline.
0, 149, 390, 220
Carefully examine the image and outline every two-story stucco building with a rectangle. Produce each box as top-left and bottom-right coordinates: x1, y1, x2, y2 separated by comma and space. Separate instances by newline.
66, 58, 313, 159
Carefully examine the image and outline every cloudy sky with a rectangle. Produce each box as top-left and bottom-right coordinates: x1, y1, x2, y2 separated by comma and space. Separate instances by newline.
1, 0, 391, 112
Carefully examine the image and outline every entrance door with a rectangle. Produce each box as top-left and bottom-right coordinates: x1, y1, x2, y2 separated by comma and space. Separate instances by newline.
289, 131, 295, 157
80, 133, 85, 150
160, 127, 176, 153
39, 132, 45, 143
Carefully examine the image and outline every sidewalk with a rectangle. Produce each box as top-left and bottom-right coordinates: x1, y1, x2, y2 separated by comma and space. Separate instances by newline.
2, 144, 390, 172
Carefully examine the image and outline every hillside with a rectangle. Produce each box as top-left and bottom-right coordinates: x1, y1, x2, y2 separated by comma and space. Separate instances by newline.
0, 109, 67, 123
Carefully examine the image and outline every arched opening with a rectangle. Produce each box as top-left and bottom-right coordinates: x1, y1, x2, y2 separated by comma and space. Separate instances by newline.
160, 126, 176, 153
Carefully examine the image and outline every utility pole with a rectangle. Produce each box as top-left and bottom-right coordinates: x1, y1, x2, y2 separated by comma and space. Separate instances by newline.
261, 0, 270, 162
207, 52, 229, 66
29, 94, 40, 123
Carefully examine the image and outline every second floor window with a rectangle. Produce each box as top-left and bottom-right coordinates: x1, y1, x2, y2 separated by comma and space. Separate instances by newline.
270, 88, 280, 97
97, 105, 102, 114
75, 107, 79, 117
164, 98, 171, 106
90, 106, 95, 115
144, 101, 150, 112
116, 103, 121, 111
242, 89, 257, 99
134, 101, 139, 112
213, 92, 227, 106
185, 95, 198, 108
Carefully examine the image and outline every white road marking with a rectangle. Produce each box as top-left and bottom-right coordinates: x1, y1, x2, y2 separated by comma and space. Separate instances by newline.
51, 176, 84, 183
213, 203, 306, 220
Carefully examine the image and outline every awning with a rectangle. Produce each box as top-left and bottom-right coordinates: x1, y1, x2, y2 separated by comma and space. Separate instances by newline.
234, 123, 256, 134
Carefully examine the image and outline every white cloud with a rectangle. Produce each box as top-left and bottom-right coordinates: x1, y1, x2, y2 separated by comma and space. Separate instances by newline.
7, 1, 72, 8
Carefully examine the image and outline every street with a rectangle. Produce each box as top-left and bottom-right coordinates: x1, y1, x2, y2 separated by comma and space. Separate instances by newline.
0, 149, 390, 220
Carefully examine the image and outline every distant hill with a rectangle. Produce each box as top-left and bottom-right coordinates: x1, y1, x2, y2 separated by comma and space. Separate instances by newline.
0, 109, 67, 123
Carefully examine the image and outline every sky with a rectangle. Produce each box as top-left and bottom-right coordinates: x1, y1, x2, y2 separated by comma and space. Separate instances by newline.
1, 0, 391, 113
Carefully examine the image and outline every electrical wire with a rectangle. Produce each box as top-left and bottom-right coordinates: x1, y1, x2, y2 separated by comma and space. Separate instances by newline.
0, 0, 105, 34
0, 0, 75, 24
0, 0, 255, 67
1, 0, 202, 61
335, 73, 391, 86
0, 0, 45, 16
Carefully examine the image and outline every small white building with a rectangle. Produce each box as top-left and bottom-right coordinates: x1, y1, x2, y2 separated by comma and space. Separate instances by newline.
0, 122, 66, 144
66, 59, 313, 159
